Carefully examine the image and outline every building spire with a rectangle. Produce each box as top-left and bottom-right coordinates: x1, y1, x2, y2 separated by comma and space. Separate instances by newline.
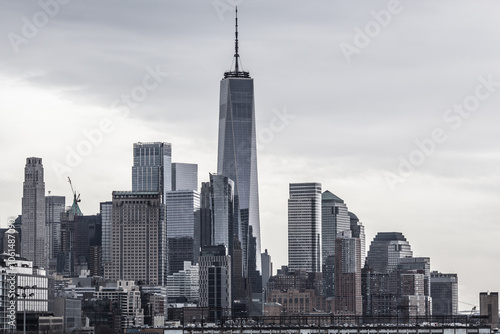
224, 7, 250, 78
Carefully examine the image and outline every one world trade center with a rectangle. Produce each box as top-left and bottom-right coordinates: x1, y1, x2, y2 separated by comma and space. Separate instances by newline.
216, 8, 262, 298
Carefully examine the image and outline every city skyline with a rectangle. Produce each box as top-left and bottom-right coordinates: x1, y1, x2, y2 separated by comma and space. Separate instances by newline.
1, 1, 500, 308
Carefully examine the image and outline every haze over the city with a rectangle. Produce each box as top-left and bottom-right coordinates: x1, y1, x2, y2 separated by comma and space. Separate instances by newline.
1, 0, 499, 309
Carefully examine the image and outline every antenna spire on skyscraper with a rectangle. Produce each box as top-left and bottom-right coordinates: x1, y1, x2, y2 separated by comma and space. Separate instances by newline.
235, 7, 239, 73
224, 6, 249, 78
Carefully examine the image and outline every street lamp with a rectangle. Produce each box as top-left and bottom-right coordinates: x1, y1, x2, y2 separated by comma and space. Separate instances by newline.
17, 285, 37, 334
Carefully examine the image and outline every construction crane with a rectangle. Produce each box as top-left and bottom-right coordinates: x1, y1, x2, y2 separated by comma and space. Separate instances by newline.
68, 177, 81, 203
67, 177, 82, 216
459, 300, 478, 316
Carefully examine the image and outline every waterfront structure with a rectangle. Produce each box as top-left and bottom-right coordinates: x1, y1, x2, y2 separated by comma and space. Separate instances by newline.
334, 231, 362, 315
430, 271, 458, 315
132, 142, 172, 202
46, 195, 65, 271
288, 183, 322, 273
105, 192, 166, 285
216, 9, 262, 294
21, 157, 47, 268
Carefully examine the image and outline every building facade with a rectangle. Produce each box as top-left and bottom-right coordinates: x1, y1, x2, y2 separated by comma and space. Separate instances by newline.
430, 271, 458, 315
132, 142, 172, 203
321, 190, 350, 297
21, 157, 47, 268
199, 245, 232, 321
288, 183, 322, 273
46, 195, 65, 271
216, 13, 262, 295
334, 231, 362, 315
106, 192, 166, 285
172, 162, 198, 192
166, 190, 200, 274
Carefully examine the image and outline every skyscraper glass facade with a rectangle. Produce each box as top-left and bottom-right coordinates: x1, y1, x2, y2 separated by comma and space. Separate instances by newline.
217, 75, 261, 287
132, 142, 171, 202
288, 182, 322, 273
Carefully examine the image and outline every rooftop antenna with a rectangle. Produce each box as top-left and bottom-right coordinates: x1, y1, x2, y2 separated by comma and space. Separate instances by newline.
224, 7, 250, 78
234, 7, 239, 73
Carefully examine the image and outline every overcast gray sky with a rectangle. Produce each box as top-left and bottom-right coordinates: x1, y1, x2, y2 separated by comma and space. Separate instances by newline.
1, 0, 499, 308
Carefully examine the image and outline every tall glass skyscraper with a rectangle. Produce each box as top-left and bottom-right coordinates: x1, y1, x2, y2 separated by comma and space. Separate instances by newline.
132, 142, 172, 202
216, 9, 261, 292
288, 182, 322, 273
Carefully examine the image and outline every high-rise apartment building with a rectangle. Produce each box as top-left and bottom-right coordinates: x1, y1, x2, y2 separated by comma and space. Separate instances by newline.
132, 142, 172, 202
21, 157, 47, 268
106, 191, 166, 285
430, 271, 458, 315
288, 182, 322, 273
216, 10, 261, 293
46, 195, 65, 270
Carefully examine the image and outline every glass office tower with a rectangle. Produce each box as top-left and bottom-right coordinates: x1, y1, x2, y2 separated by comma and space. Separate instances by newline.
216, 10, 261, 294
288, 182, 322, 273
132, 142, 172, 203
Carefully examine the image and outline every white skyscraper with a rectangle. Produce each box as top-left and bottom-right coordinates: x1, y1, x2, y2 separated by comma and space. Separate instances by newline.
288, 182, 322, 273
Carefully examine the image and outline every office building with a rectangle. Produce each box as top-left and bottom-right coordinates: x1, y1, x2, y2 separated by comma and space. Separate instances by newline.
166, 190, 200, 274
334, 231, 362, 315
216, 9, 262, 294
105, 191, 166, 285
288, 183, 322, 273
349, 212, 366, 268
172, 162, 198, 191
94, 281, 144, 330
480, 292, 498, 330
132, 142, 172, 202
364, 232, 413, 274
430, 271, 458, 315
261, 249, 272, 292
100, 201, 112, 265
166, 261, 200, 302
321, 190, 350, 297
46, 195, 65, 271
199, 245, 232, 321
21, 157, 47, 268
0, 255, 50, 331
